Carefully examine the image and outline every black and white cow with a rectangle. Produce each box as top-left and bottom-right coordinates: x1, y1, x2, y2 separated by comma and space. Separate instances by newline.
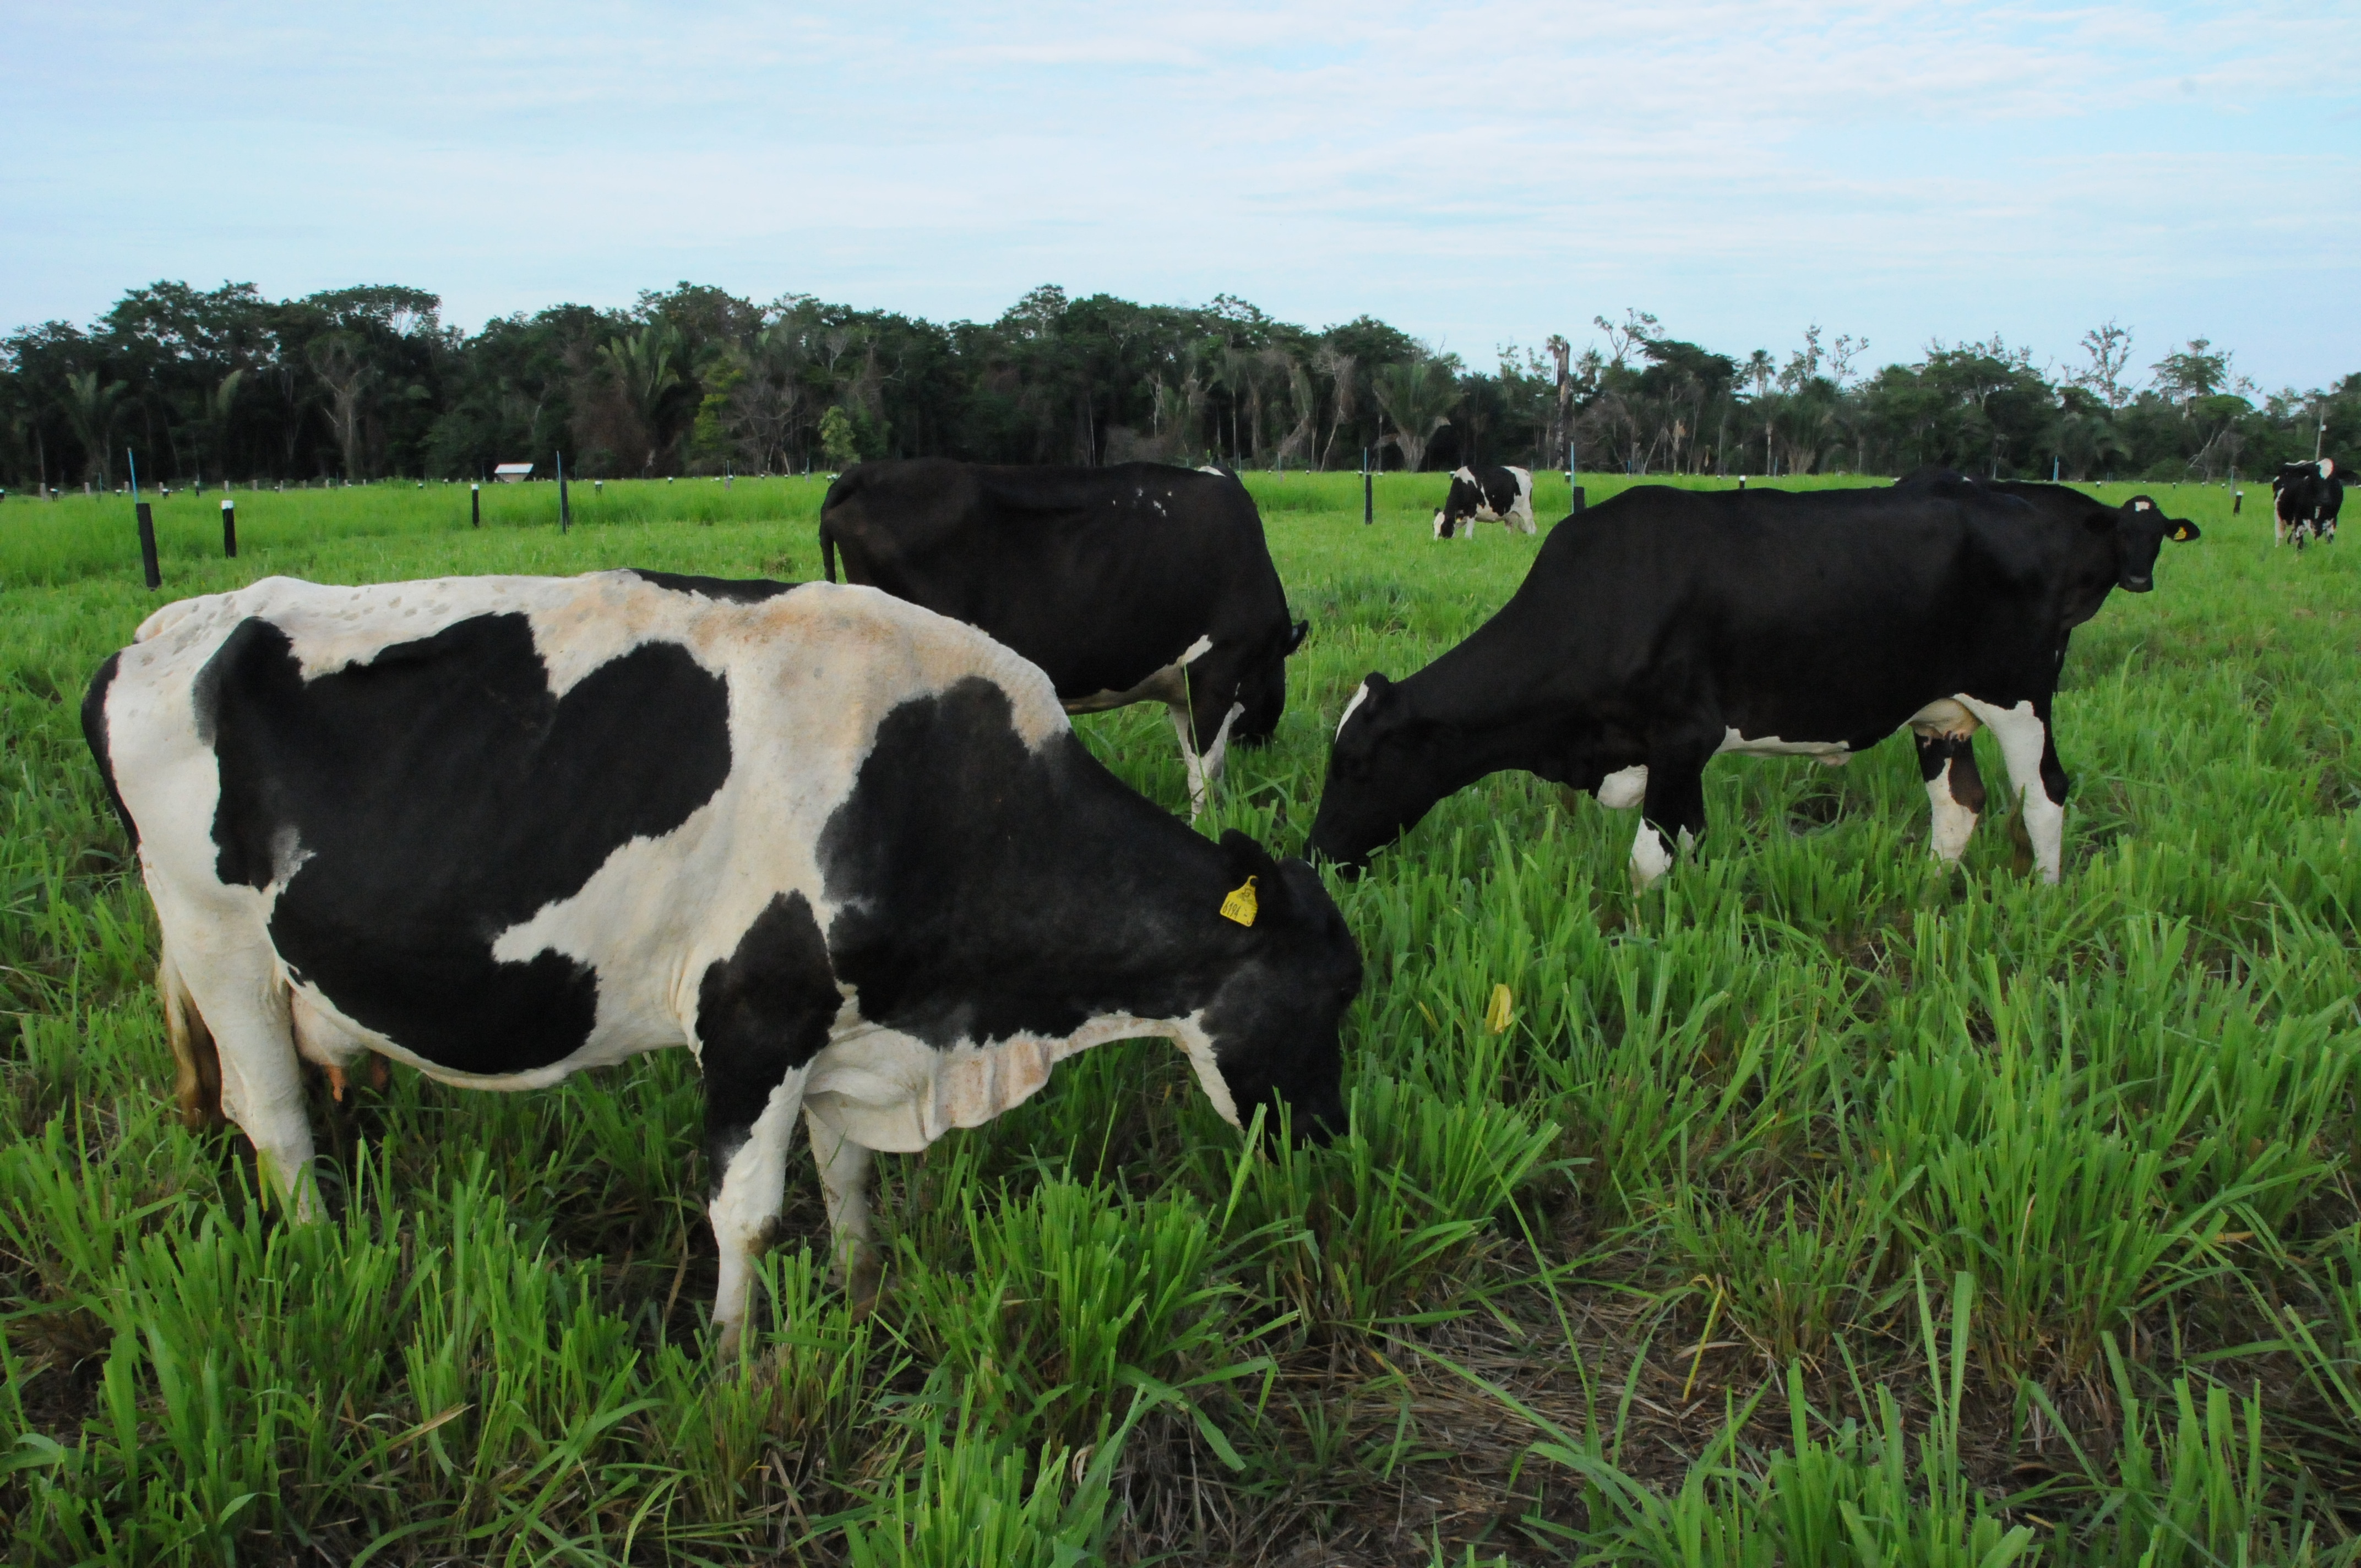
84, 571, 1359, 1351
1312, 475, 2197, 889
1433, 465, 1536, 540
2271, 459, 2345, 548
820, 459, 1309, 814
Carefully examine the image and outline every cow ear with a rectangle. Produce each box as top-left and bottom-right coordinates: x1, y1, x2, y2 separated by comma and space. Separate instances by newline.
1286, 618, 1310, 656
1217, 829, 1290, 924
1362, 670, 1390, 703
2168, 519, 2201, 542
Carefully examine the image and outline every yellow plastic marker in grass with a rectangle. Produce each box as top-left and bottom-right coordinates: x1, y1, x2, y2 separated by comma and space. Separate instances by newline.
1485, 983, 1514, 1034
1220, 876, 1258, 926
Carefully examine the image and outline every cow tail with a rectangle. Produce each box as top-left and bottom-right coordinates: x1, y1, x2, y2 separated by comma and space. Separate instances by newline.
820, 521, 839, 584
157, 939, 225, 1130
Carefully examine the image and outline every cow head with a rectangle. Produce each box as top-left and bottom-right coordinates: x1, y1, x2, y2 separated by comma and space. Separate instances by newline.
1198, 830, 1358, 1142
1308, 672, 1454, 872
1231, 616, 1312, 748
2096, 495, 2200, 592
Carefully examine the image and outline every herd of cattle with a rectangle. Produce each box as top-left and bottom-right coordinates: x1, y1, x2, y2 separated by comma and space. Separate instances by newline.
84, 452, 2277, 1347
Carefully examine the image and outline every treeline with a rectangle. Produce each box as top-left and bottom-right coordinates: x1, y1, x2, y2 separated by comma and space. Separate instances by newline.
3, 281, 2355, 489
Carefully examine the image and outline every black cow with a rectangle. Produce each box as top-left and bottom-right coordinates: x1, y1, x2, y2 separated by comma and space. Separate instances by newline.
820, 459, 1309, 813
2272, 459, 2345, 548
1310, 475, 2197, 889
86, 571, 1359, 1352
1433, 465, 1537, 540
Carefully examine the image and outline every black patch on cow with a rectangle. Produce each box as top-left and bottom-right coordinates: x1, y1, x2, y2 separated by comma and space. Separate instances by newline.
818, 677, 1237, 1049
697, 891, 837, 1182
202, 612, 733, 1074
624, 569, 795, 603
80, 651, 138, 851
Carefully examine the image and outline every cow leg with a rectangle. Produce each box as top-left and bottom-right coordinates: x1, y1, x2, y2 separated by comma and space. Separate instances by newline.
1169, 698, 1247, 817
1960, 696, 2067, 883
1631, 736, 1715, 892
157, 937, 224, 1130
705, 1066, 810, 1357
161, 922, 316, 1216
1913, 732, 1986, 862
806, 1107, 882, 1313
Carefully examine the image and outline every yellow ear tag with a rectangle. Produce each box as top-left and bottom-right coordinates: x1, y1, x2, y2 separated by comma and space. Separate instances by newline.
1220, 876, 1259, 927
1484, 983, 1514, 1035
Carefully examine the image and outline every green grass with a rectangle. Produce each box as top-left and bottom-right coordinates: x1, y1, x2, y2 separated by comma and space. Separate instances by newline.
1, 470, 2355, 1564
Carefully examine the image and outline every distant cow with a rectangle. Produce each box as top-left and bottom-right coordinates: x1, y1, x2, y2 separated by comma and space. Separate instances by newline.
1312, 475, 2197, 889
1433, 465, 1536, 540
821, 460, 1308, 813
86, 571, 1359, 1352
2272, 459, 2345, 548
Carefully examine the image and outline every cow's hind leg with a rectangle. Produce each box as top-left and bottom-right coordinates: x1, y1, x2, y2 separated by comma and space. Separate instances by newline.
805, 1108, 882, 1313
157, 938, 224, 1130
1961, 697, 2068, 883
1913, 731, 1986, 863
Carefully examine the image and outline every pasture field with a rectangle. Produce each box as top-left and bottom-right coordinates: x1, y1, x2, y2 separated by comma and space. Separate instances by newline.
1, 471, 2356, 1565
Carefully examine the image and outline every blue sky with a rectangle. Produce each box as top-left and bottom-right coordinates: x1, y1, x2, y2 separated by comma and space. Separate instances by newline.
6, 1, 2357, 389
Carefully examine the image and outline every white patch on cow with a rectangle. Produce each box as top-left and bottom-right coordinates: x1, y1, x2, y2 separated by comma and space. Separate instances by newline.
1335, 679, 1372, 739
1958, 696, 2063, 883
1907, 697, 1978, 740
1595, 764, 1649, 809
1062, 633, 1214, 715
2321, 458, 2334, 479
1630, 820, 1676, 891
1925, 760, 1980, 862
1715, 727, 1852, 762
709, 1068, 809, 1352
803, 1008, 1230, 1153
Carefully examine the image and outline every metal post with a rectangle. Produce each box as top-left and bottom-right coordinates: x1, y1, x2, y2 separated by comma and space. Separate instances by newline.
557, 452, 570, 532
221, 497, 237, 558
471, 482, 481, 528
1363, 448, 1373, 526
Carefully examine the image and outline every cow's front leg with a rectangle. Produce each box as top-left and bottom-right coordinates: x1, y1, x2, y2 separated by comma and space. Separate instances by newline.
1631, 733, 1716, 891
1169, 696, 1247, 818
806, 1108, 881, 1314
1913, 730, 1987, 862
1960, 696, 2068, 883
705, 1066, 809, 1358
156, 915, 318, 1217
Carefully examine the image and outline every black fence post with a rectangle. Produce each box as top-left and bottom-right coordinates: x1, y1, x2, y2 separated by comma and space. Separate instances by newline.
471, 482, 481, 528
558, 453, 570, 533
136, 503, 161, 588
221, 497, 237, 558
1363, 448, 1373, 526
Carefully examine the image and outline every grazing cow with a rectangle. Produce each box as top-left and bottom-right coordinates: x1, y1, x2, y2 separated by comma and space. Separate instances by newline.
85, 571, 1359, 1351
1312, 474, 2197, 889
820, 459, 1309, 814
1433, 465, 1536, 540
2271, 459, 2345, 548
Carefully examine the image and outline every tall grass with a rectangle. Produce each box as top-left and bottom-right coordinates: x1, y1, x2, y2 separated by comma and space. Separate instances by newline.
1, 470, 2352, 1562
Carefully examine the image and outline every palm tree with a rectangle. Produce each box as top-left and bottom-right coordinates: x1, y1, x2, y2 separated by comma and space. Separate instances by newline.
1370, 356, 1456, 473
599, 324, 688, 474
61, 369, 127, 487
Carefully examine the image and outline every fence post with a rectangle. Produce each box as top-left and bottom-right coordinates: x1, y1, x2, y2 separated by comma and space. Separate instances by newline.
136, 503, 161, 588
221, 497, 237, 558
471, 482, 481, 528
1363, 448, 1373, 526
558, 452, 570, 532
